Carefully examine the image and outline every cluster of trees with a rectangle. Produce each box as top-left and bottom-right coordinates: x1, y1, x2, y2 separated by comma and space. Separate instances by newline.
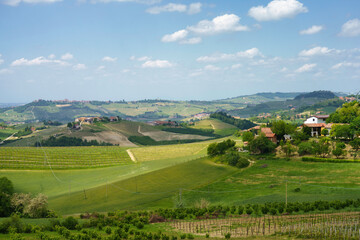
0, 177, 52, 219
35, 136, 113, 147
294, 90, 336, 100
207, 140, 249, 168
210, 112, 256, 130
43, 120, 62, 126
14, 126, 33, 137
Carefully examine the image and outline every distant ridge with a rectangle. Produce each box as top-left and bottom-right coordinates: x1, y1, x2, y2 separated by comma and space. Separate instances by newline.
294, 90, 336, 100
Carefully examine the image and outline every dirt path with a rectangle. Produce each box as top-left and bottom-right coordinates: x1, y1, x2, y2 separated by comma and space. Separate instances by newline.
210, 123, 215, 130
126, 149, 137, 163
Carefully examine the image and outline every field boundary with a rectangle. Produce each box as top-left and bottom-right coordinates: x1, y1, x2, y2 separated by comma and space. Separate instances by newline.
127, 149, 137, 163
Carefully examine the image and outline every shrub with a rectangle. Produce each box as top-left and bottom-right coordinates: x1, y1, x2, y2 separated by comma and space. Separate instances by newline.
61, 216, 78, 230
105, 226, 112, 234
224, 233, 231, 239
298, 142, 314, 156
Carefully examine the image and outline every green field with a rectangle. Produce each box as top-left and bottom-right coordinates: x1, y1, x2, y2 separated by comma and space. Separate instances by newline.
0, 146, 132, 169
191, 118, 238, 136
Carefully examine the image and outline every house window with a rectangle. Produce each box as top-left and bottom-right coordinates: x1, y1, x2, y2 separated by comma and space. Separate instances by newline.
313, 119, 315, 121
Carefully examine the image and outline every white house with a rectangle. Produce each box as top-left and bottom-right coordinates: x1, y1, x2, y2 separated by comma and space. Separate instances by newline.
304, 115, 329, 124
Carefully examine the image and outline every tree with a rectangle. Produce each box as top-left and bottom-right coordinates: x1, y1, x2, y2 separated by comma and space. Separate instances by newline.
327, 101, 360, 123
248, 134, 276, 154
67, 122, 73, 128
0, 177, 14, 195
331, 124, 353, 140
332, 142, 347, 159
242, 131, 254, 142
298, 142, 314, 156
321, 128, 329, 136
270, 120, 296, 141
207, 139, 236, 156
350, 138, 360, 159
280, 141, 296, 158
313, 138, 331, 158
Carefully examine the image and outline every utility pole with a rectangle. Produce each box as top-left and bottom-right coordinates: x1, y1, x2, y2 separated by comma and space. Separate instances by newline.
285, 180, 288, 207
106, 179, 108, 200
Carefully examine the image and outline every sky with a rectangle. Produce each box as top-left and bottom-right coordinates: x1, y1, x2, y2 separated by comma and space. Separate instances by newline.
0, 0, 360, 102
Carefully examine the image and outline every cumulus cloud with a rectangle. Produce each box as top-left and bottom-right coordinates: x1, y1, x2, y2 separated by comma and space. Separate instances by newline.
11, 56, 67, 66
73, 63, 87, 70
141, 60, 173, 68
248, 0, 308, 21
162, 29, 188, 42
332, 62, 360, 69
161, 14, 248, 44
61, 53, 74, 60
97, 65, 106, 71
196, 48, 263, 62
204, 65, 221, 71
146, 2, 201, 14
180, 37, 202, 45
188, 14, 249, 35
299, 25, 323, 35
102, 56, 117, 62
0, 54, 4, 65
339, 18, 360, 37
295, 63, 316, 73
0, 69, 13, 74
89, 0, 161, 5
299, 47, 334, 57
3, 0, 62, 7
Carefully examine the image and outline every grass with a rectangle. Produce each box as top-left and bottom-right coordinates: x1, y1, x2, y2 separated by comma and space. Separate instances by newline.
182, 158, 360, 206
0, 128, 17, 140
49, 158, 238, 214
0, 146, 132, 169
191, 119, 238, 137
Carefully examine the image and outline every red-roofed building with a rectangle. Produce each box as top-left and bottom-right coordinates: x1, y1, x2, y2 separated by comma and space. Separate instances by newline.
261, 127, 277, 143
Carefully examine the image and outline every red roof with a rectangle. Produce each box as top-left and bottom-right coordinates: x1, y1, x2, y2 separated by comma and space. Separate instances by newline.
261, 128, 276, 138
304, 123, 325, 128
314, 115, 329, 119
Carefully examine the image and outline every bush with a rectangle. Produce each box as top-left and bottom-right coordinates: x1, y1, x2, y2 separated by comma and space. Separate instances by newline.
61, 216, 78, 230
248, 134, 276, 154
105, 226, 112, 234
298, 142, 314, 156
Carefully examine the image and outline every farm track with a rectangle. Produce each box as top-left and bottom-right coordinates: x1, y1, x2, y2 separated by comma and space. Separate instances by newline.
127, 149, 137, 163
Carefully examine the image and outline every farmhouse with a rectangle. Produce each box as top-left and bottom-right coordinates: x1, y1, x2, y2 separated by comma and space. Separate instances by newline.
109, 116, 119, 122
303, 115, 332, 137
75, 117, 102, 125
261, 127, 277, 143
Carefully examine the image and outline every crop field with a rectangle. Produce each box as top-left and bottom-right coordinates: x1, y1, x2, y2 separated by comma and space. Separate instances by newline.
0, 146, 132, 169
170, 212, 360, 239
191, 119, 238, 137
130, 141, 210, 162
49, 158, 238, 214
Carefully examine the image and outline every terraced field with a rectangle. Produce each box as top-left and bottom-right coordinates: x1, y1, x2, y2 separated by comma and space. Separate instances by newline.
0, 146, 132, 169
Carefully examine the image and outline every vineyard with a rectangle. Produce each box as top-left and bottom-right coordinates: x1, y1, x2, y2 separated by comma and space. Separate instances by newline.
171, 212, 360, 239
0, 146, 132, 169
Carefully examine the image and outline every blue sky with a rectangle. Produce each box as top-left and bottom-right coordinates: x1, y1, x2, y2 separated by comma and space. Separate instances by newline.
0, 0, 360, 102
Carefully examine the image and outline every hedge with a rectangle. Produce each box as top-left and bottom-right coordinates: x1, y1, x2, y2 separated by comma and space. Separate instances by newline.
302, 157, 360, 163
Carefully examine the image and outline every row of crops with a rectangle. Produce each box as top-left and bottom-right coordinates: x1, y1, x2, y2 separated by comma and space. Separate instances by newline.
0, 146, 133, 169
171, 212, 360, 239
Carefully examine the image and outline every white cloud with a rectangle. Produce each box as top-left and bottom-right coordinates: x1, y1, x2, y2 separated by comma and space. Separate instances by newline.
0, 69, 12, 74
162, 29, 188, 42
73, 64, 87, 70
197, 48, 263, 62
146, 3, 186, 14
248, 0, 308, 22
231, 63, 242, 69
280, 67, 288, 72
332, 62, 360, 69
102, 56, 117, 62
188, 14, 249, 35
3, 0, 62, 7
299, 25, 323, 35
339, 18, 360, 37
97, 65, 106, 71
180, 37, 202, 45
299, 46, 333, 57
142, 60, 173, 68
11, 56, 67, 66
146, 2, 201, 15
188, 3, 201, 14
204, 65, 220, 71
61, 53, 73, 60
0, 54, 3, 65
137, 56, 151, 61
48, 54, 56, 59
90, 0, 161, 5
295, 63, 316, 73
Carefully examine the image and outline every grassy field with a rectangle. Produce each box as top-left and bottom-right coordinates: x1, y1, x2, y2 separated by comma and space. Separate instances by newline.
0, 146, 132, 169
49, 158, 238, 214
191, 118, 238, 136
0, 128, 17, 140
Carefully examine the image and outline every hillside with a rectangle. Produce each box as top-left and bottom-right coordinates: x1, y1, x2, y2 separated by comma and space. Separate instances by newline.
228, 91, 341, 118
0, 91, 335, 124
